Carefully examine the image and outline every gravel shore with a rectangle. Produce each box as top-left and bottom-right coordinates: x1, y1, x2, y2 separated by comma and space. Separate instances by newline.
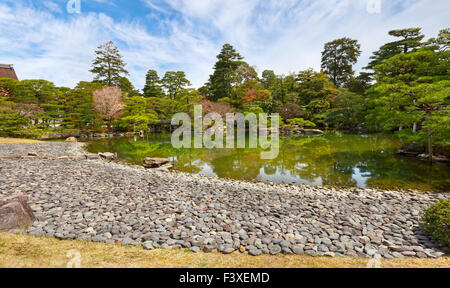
0, 142, 448, 258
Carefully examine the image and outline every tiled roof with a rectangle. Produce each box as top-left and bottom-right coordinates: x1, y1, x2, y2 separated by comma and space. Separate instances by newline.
0, 64, 18, 80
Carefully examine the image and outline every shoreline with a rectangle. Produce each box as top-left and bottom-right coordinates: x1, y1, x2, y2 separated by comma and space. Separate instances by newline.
0, 142, 449, 259
79, 141, 445, 196
82, 139, 449, 194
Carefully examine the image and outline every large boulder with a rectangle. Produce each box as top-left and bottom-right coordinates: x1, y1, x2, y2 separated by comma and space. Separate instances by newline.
66, 137, 78, 143
143, 158, 170, 168
0, 194, 36, 231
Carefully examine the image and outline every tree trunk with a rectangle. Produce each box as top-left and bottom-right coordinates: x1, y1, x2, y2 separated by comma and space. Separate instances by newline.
412, 122, 417, 133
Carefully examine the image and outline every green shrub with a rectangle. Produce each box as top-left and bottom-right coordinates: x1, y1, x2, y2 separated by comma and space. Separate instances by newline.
422, 199, 450, 245
287, 118, 316, 128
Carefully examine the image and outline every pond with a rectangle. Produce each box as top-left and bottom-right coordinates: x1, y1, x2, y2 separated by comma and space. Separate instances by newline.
86, 133, 450, 192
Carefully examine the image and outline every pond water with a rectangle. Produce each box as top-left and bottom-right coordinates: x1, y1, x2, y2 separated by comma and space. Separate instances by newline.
86, 133, 450, 192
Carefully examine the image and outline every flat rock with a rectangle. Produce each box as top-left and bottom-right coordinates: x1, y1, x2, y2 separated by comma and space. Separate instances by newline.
98, 152, 117, 160
143, 158, 170, 168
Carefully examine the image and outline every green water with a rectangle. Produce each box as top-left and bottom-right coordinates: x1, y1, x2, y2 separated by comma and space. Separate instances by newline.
86, 133, 450, 192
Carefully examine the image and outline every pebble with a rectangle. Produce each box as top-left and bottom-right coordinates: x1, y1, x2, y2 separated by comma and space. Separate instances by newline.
189, 246, 200, 253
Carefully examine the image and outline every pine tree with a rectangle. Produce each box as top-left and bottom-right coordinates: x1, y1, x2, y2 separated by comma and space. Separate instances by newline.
0, 78, 19, 100
161, 71, 191, 100
121, 96, 158, 132
427, 28, 449, 51
365, 28, 424, 71
321, 38, 361, 87
366, 46, 449, 163
14, 80, 58, 130
0, 96, 31, 137
261, 70, 277, 89
90, 41, 129, 86
65, 88, 95, 131
143, 69, 164, 98
208, 44, 243, 101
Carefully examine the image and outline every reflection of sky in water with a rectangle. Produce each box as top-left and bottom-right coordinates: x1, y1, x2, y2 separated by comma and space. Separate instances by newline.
256, 166, 323, 186
352, 166, 370, 188
184, 160, 217, 177
176, 159, 371, 188
198, 163, 217, 177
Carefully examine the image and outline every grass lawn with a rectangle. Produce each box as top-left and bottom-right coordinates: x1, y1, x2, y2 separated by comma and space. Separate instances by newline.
0, 233, 448, 268
0, 138, 42, 143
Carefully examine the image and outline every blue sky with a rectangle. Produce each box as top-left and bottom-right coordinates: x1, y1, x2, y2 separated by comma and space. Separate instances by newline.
0, 0, 448, 90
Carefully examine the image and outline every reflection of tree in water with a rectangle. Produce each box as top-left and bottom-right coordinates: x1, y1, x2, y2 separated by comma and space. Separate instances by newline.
172, 148, 203, 174
263, 164, 277, 175
85, 133, 450, 191
273, 136, 336, 184
87, 138, 162, 164
209, 149, 265, 181
274, 134, 398, 187
358, 152, 450, 191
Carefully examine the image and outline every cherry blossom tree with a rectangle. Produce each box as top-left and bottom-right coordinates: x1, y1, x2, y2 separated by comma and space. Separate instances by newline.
93, 86, 124, 129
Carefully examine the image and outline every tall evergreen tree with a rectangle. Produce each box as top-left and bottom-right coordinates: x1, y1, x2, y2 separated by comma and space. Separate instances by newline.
208, 44, 243, 101
90, 41, 129, 86
143, 69, 164, 98
161, 71, 191, 100
261, 70, 277, 89
321, 38, 361, 87
365, 28, 424, 71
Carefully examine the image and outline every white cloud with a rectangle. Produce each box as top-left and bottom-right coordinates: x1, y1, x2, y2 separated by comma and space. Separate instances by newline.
0, 2, 216, 89
142, 0, 169, 14
0, 0, 448, 90
42, 1, 63, 14
162, 0, 449, 76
